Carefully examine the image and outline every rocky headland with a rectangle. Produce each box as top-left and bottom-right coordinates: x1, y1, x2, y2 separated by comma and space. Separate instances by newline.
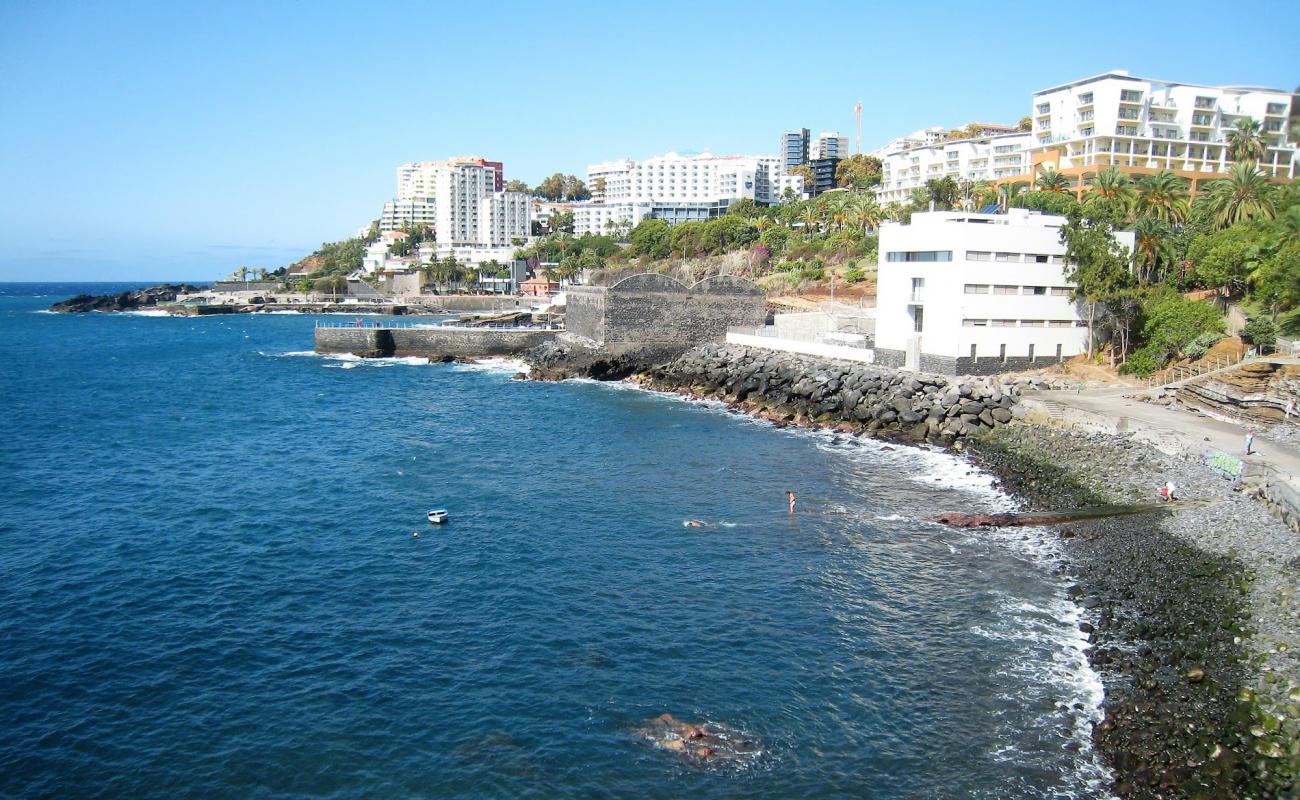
49, 284, 205, 313
539, 341, 1300, 797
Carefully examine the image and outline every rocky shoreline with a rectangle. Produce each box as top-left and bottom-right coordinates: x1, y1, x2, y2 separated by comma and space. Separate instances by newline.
49, 284, 205, 312
556, 342, 1300, 797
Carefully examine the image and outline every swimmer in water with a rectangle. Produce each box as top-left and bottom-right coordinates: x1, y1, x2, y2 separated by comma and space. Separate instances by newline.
787, 490, 796, 514
412, 531, 420, 538
683, 519, 706, 528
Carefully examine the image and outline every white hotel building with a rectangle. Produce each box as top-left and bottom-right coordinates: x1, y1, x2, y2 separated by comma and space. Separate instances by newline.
876, 132, 1034, 206
572, 152, 804, 236
1029, 71, 1296, 186
379, 157, 529, 247
874, 210, 1133, 375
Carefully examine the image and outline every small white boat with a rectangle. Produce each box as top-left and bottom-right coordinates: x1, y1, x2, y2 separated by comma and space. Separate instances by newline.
426, 509, 449, 525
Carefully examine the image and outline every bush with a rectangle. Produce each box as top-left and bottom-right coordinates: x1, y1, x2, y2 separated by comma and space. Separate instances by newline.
844, 267, 866, 284
1138, 289, 1225, 364
1242, 317, 1278, 352
1182, 332, 1224, 361
1118, 349, 1161, 376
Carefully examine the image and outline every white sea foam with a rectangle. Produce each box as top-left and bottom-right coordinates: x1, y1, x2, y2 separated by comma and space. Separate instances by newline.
263, 350, 431, 368
451, 357, 529, 376
114, 309, 172, 317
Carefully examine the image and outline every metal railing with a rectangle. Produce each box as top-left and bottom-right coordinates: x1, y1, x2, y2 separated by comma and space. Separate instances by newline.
1146, 350, 1249, 388
314, 320, 559, 330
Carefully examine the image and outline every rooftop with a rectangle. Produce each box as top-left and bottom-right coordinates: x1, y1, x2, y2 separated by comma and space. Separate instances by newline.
1034, 70, 1291, 96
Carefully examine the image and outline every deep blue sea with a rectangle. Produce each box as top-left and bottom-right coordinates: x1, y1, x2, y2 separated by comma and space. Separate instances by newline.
0, 283, 1111, 798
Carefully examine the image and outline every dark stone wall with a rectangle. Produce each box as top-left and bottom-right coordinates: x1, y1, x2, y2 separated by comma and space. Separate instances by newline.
873, 348, 905, 368
566, 274, 765, 353
954, 355, 1065, 376
315, 327, 557, 359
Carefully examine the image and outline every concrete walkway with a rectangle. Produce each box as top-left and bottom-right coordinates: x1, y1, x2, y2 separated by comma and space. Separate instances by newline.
1031, 388, 1300, 482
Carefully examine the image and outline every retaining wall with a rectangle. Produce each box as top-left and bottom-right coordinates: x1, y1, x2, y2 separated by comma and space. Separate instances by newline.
315, 327, 557, 359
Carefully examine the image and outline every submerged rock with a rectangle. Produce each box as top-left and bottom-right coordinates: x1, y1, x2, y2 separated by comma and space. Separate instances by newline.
49, 284, 204, 313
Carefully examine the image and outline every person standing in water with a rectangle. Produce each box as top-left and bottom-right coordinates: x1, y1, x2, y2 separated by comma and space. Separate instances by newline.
787, 491, 796, 514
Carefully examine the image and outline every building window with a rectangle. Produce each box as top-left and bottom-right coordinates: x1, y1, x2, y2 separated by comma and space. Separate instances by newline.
963, 319, 987, 327
1120, 89, 1143, 103
1022, 320, 1047, 327
1031, 254, 1049, 263
1037, 102, 1050, 114
1048, 320, 1073, 328
994, 252, 1017, 262
1078, 92, 1093, 105
1195, 96, 1216, 110
886, 250, 953, 262
1025, 286, 1047, 295
993, 285, 1018, 295
967, 251, 991, 261
993, 319, 1016, 327
1050, 286, 1071, 296
964, 284, 990, 294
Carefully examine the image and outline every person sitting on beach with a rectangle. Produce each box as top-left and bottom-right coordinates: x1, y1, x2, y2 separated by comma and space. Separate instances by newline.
1158, 480, 1178, 502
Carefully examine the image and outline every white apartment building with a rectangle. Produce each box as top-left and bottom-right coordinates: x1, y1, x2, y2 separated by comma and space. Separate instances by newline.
1031, 71, 1296, 183
478, 191, 531, 247
575, 151, 804, 235
877, 133, 1034, 206
380, 198, 437, 231
875, 210, 1134, 374
812, 131, 848, 160
869, 126, 948, 159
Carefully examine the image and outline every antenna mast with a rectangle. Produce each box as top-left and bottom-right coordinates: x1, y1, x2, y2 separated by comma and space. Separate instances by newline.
854, 102, 863, 154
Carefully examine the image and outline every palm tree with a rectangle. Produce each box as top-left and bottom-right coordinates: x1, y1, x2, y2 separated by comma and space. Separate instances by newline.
824, 192, 852, 231
1226, 117, 1266, 163
963, 180, 995, 210
882, 201, 906, 223
1131, 217, 1173, 285
1035, 167, 1071, 194
799, 205, 821, 238
848, 192, 883, 234
1204, 162, 1277, 228
1087, 167, 1137, 207
1135, 170, 1190, 223
1000, 181, 1030, 210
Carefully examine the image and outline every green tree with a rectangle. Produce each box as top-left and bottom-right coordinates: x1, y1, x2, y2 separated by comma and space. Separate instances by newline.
628, 218, 672, 259
1124, 288, 1225, 374
533, 173, 589, 201
1011, 190, 1079, 216
1203, 162, 1277, 229
1226, 117, 1266, 163
1086, 167, 1137, 220
924, 176, 959, 210
1061, 210, 1135, 359
1136, 170, 1190, 224
1242, 317, 1278, 352
313, 275, 347, 296
548, 209, 575, 235
1035, 167, 1071, 194
726, 198, 761, 219
834, 154, 882, 189
789, 164, 815, 194
1017, 115, 1032, 132
1131, 217, 1174, 285
1187, 224, 1268, 297
848, 192, 883, 234
504, 179, 531, 194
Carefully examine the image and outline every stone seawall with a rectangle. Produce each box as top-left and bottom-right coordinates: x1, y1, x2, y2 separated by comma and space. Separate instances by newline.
315, 327, 558, 360
642, 342, 1026, 441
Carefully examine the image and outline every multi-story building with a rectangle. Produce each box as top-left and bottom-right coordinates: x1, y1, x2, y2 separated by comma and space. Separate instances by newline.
478, 191, 530, 247
869, 126, 948, 159
876, 133, 1034, 206
573, 152, 804, 235
1029, 70, 1296, 188
379, 198, 437, 231
808, 157, 841, 196
874, 209, 1133, 374
383, 156, 510, 233
813, 131, 848, 160
781, 129, 810, 171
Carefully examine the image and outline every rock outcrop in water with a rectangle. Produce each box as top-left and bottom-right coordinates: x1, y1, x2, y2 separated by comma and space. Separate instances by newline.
638, 342, 1026, 442
49, 284, 204, 313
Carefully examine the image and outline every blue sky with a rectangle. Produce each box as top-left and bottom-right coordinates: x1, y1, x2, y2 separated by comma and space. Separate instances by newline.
1, 0, 1297, 281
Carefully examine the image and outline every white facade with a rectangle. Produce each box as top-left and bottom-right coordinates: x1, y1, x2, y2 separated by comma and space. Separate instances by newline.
573, 202, 651, 237
869, 126, 948, 159
574, 151, 804, 235
877, 133, 1034, 205
380, 198, 437, 231
813, 131, 848, 160
1031, 71, 1296, 179
478, 191, 531, 246
875, 210, 1134, 373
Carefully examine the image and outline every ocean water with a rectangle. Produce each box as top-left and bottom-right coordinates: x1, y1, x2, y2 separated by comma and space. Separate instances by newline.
0, 283, 1111, 799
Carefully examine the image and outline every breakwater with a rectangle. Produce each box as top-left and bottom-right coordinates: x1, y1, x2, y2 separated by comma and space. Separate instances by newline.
314, 323, 558, 360
640, 342, 1026, 441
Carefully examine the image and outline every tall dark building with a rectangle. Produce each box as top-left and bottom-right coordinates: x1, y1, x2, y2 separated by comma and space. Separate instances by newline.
781, 128, 810, 172
809, 157, 841, 196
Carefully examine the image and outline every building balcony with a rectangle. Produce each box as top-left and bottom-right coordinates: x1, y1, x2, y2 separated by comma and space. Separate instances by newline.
908, 291, 924, 304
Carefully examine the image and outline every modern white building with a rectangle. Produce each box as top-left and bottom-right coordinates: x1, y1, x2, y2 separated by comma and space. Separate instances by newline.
876, 133, 1035, 206
381, 156, 520, 235
869, 126, 948, 159
573, 151, 804, 235
812, 131, 849, 160
1030, 70, 1296, 185
874, 209, 1134, 374
379, 198, 437, 231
